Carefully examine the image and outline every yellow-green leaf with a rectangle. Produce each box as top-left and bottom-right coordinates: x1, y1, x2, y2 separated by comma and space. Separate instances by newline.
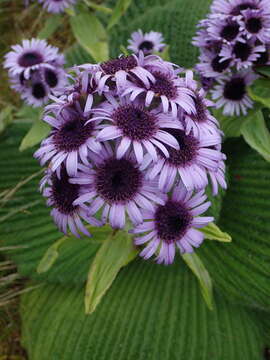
19, 119, 50, 151
182, 252, 213, 310
70, 12, 109, 62
85, 230, 138, 314
37, 15, 63, 39
107, 0, 132, 30
199, 222, 232, 242
37, 236, 68, 274
241, 110, 270, 162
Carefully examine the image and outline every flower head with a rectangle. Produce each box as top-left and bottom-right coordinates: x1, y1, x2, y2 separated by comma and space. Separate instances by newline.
70, 144, 166, 229
127, 29, 166, 55
211, 70, 257, 115
211, 0, 270, 16
131, 186, 213, 264
4, 38, 63, 78
38, 0, 77, 13
41, 167, 102, 237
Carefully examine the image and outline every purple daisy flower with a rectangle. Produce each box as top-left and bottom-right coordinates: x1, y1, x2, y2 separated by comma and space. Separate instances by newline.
127, 29, 166, 55
253, 44, 270, 66
95, 52, 160, 94
38, 0, 77, 13
211, 0, 270, 16
4, 38, 63, 79
122, 67, 196, 117
196, 49, 232, 78
240, 9, 270, 42
88, 95, 182, 164
41, 167, 102, 237
131, 186, 213, 264
11, 66, 67, 107
184, 71, 221, 136
34, 101, 102, 176
211, 70, 257, 115
144, 125, 225, 194
220, 38, 265, 69
207, 14, 243, 43
70, 144, 166, 229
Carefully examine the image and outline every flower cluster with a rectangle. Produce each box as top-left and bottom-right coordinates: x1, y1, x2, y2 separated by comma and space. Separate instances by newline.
193, 0, 270, 116
35, 52, 226, 265
38, 0, 77, 13
127, 29, 166, 55
4, 39, 66, 107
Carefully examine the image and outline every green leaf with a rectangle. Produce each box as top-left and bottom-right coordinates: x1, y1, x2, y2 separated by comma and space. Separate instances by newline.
19, 119, 50, 151
84, 0, 112, 14
241, 110, 270, 162
109, 0, 212, 69
199, 223, 232, 242
20, 262, 266, 360
85, 229, 138, 314
69, 12, 109, 62
248, 78, 270, 109
212, 104, 263, 138
182, 252, 213, 310
255, 65, 270, 78
107, 0, 132, 29
0, 105, 13, 134
37, 15, 63, 39
65, 43, 93, 67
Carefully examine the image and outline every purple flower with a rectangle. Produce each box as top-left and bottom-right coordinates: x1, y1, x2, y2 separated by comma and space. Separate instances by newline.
241, 9, 270, 42
89, 95, 182, 164
70, 144, 166, 229
4, 38, 64, 79
184, 70, 221, 136
122, 67, 196, 117
40, 167, 102, 237
34, 101, 102, 176
11, 66, 66, 107
211, 70, 257, 115
144, 126, 225, 194
220, 38, 265, 70
127, 29, 166, 55
38, 0, 77, 13
131, 186, 213, 264
197, 50, 232, 78
211, 0, 270, 16
207, 14, 243, 43
96, 52, 160, 94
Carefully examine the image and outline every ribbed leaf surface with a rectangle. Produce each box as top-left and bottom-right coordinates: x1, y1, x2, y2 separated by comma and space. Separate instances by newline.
199, 139, 270, 310
109, 0, 212, 68
20, 260, 265, 360
0, 124, 106, 284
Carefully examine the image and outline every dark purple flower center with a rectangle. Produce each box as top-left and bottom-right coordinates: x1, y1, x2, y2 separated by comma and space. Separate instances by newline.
211, 56, 231, 73
233, 42, 252, 61
231, 3, 257, 15
44, 69, 58, 88
150, 72, 177, 99
200, 75, 214, 91
101, 56, 137, 75
155, 200, 192, 243
223, 77, 246, 101
191, 95, 208, 123
246, 17, 262, 33
51, 171, 79, 215
18, 51, 43, 67
53, 115, 94, 151
254, 50, 269, 65
139, 40, 154, 52
112, 105, 157, 140
32, 82, 47, 99
220, 21, 240, 41
95, 158, 142, 204
161, 129, 199, 167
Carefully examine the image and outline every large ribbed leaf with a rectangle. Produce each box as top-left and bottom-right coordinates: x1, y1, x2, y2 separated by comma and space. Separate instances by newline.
0, 124, 109, 284
109, 0, 212, 68
199, 139, 270, 310
20, 260, 266, 360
